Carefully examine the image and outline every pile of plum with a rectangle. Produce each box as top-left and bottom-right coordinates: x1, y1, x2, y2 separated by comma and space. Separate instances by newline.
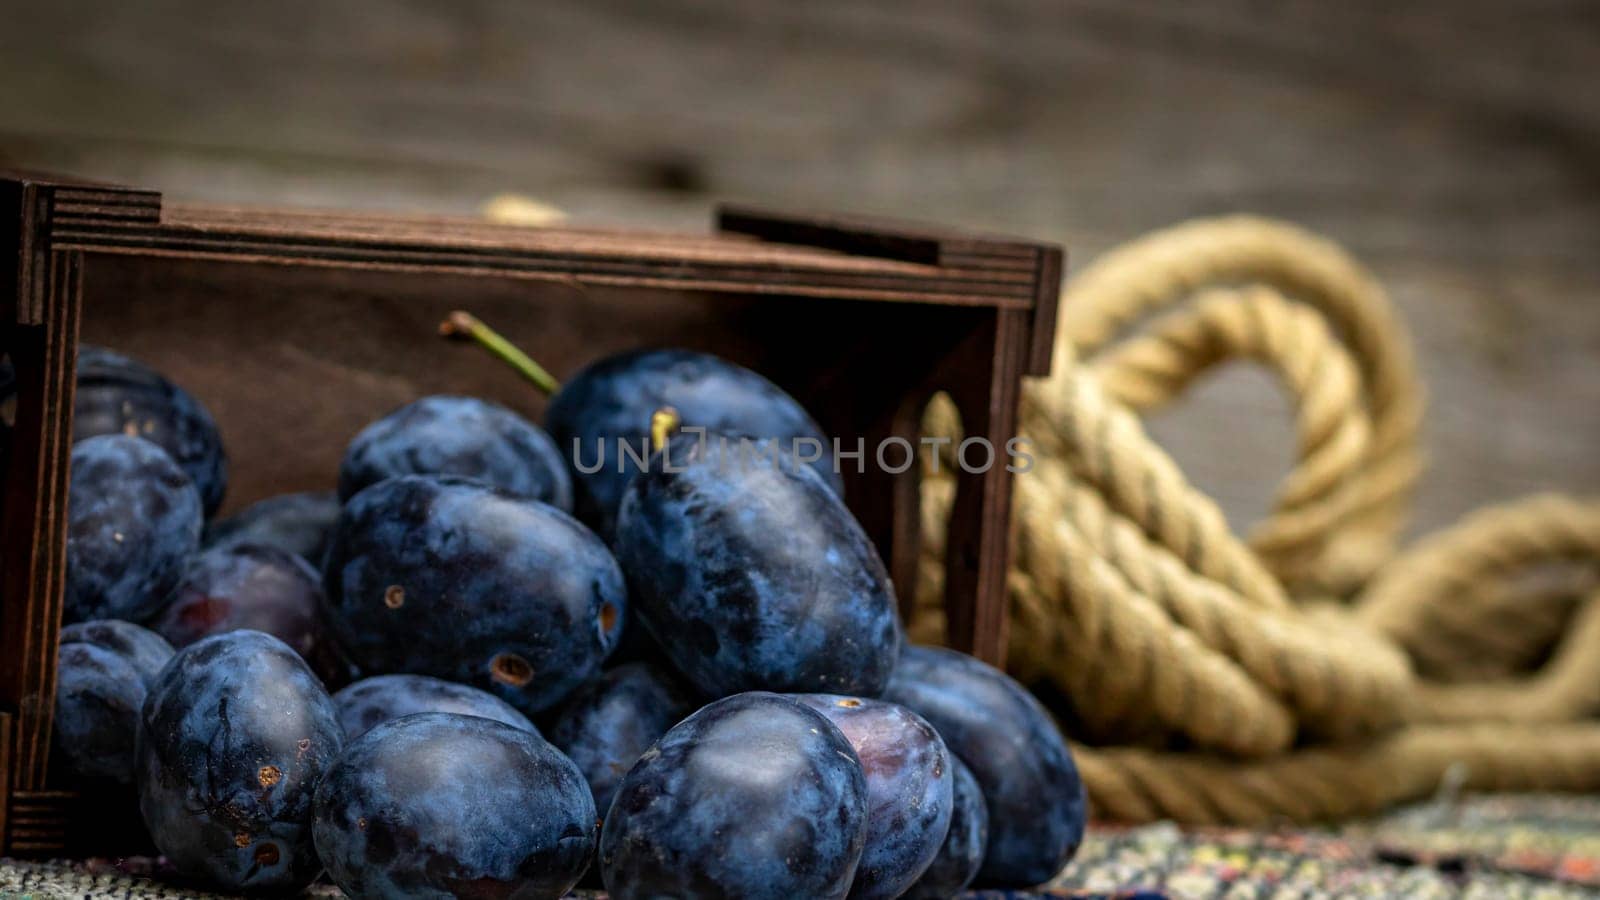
52, 339, 1085, 899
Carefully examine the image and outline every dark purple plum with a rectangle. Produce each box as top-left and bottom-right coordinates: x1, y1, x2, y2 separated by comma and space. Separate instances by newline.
322, 475, 625, 715
73, 345, 227, 516
883, 646, 1086, 887
613, 439, 899, 697
136, 630, 341, 892
332, 674, 538, 741
904, 755, 989, 899
338, 395, 572, 509
60, 618, 176, 683
314, 712, 596, 899
53, 620, 174, 783
56, 646, 146, 783
204, 491, 340, 565
151, 543, 340, 683
546, 348, 842, 539
65, 435, 202, 624
547, 662, 696, 816
796, 695, 953, 900
600, 692, 868, 900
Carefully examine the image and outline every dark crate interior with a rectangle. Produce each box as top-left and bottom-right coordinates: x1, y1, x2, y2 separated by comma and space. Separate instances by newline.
79, 255, 985, 520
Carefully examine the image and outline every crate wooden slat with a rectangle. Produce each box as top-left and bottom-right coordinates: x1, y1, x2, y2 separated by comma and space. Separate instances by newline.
48, 203, 1044, 312
7, 791, 73, 853
0, 169, 1063, 856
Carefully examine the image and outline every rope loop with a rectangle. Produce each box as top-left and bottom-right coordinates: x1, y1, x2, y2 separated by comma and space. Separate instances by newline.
915, 216, 1600, 824
1047, 216, 1426, 596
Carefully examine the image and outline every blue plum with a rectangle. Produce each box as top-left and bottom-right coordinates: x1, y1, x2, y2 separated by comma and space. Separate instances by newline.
55, 646, 146, 783
332, 674, 538, 740
64, 435, 203, 624
151, 543, 338, 684
53, 620, 174, 783
73, 345, 227, 516
600, 692, 868, 900
337, 395, 571, 509
204, 491, 340, 565
314, 712, 595, 899
546, 348, 842, 539
322, 475, 625, 714
614, 438, 900, 698
136, 630, 341, 892
547, 662, 696, 816
883, 646, 1086, 887
904, 756, 989, 899
795, 695, 953, 900
60, 618, 176, 683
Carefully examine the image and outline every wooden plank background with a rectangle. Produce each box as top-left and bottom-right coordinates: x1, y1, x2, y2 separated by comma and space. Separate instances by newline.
1, 0, 1596, 541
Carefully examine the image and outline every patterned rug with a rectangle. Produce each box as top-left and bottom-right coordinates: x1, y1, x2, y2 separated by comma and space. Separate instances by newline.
4, 794, 1598, 898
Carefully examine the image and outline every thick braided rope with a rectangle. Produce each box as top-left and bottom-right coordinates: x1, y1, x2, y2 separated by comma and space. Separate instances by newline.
911, 215, 1600, 824
1089, 286, 1373, 589
1024, 366, 1290, 612
918, 368, 1413, 753
1356, 494, 1600, 660
1049, 216, 1425, 593
1407, 576, 1589, 683
1074, 722, 1600, 826
1059, 494, 1600, 823
1008, 462, 1298, 756
1009, 418, 1412, 746
914, 473, 1295, 756
1412, 588, 1600, 722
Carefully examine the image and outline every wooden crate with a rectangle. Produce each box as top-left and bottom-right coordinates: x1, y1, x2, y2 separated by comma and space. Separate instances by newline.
0, 170, 1061, 856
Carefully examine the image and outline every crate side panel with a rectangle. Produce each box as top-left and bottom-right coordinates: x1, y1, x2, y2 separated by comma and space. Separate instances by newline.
0, 250, 81, 800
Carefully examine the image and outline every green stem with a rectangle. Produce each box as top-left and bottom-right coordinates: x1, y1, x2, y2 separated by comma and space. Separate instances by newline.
439, 311, 561, 395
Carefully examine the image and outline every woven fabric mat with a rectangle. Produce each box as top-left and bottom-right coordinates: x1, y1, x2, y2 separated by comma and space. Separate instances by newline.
5, 794, 1600, 899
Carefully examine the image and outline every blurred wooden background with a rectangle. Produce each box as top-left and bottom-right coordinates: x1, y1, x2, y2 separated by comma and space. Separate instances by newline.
1, 0, 1596, 540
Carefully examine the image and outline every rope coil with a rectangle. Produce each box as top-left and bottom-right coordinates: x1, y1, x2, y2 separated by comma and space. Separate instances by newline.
915, 216, 1600, 825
